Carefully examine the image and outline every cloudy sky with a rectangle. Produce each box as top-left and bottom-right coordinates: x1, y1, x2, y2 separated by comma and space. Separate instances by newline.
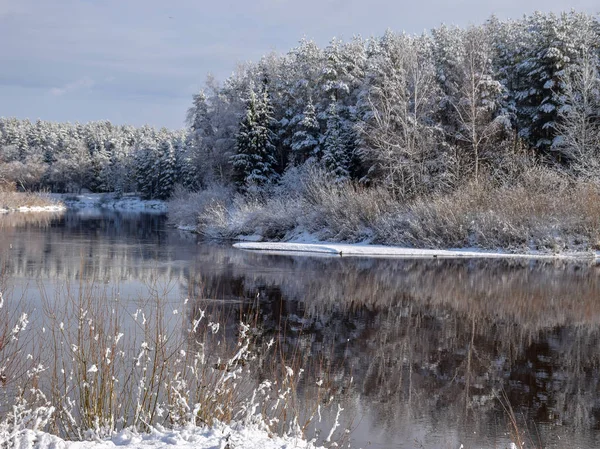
1, 0, 598, 129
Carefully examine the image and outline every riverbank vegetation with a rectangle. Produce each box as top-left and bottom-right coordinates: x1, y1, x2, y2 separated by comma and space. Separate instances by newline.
0, 278, 348, 447
2, 11, 600, 251
0, 183, 63, 213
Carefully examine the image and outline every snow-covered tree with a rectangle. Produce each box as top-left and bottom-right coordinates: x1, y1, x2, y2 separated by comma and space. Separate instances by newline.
156, 139, 177, 199
290, 98, 320, 164
47, 137, 92, 192
452, 26, 507, 182
514, 12, 598, 156
231, 86, 279, 188
358, 32, 443, 196
554, 48, 600, 176
322, 101, 350, 182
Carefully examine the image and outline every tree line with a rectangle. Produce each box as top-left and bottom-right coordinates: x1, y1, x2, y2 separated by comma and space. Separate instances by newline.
2, 11, 599, 199
0, 119, 190, 199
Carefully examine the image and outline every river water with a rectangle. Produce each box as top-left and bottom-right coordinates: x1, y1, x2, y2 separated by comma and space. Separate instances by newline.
1, 210, 600, 449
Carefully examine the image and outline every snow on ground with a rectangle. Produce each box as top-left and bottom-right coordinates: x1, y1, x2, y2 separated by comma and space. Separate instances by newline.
0, 205, 66, 214
233, 241, 599, 260
50, 193, 167, 213
11, 424, 321, 449
176, 225, 197, 232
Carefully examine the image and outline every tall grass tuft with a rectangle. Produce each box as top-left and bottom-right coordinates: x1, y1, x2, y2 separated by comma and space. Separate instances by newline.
0, 183, 62, 211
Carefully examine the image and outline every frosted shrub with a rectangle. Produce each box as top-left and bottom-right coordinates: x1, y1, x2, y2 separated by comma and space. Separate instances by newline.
0, 291, 52, 447
167, 184, 234, 230
300, 177, 396, 242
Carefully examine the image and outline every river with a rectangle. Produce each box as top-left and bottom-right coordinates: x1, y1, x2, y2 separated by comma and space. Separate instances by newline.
1, 210, 600, 449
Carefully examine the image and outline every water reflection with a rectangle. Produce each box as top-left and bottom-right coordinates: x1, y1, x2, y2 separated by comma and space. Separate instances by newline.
2, 211, 600, 448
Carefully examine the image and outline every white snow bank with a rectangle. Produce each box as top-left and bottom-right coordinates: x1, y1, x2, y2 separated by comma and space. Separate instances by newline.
8, 423, 321, 449
233, 241, 599, 260
0, 205, 66, 214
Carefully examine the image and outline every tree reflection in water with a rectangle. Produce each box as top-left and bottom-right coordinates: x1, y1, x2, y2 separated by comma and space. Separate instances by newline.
2, 211, 600, 448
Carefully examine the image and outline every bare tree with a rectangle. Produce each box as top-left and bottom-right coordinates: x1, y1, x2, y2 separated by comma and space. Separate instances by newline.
450, 26, 506, 184
554, 48, 600, 178
358, 34, 442, 198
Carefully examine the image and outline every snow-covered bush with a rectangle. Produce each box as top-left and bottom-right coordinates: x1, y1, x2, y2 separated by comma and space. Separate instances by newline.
167, 184, 234, 230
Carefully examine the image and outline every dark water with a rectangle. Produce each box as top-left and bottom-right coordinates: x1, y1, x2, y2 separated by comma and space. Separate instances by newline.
2, 211, 600, 449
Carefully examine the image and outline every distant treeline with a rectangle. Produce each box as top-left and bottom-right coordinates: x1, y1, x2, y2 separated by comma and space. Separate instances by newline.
0, 119, 190, 199
2, 11, 599, 199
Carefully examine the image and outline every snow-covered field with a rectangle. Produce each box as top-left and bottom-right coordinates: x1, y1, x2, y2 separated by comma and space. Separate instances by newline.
233, 240, 599, 260
9, 424, 321, 449
50, 193, 167, 213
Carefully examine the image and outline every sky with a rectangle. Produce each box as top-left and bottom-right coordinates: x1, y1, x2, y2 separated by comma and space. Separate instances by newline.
0, 0, 598, 129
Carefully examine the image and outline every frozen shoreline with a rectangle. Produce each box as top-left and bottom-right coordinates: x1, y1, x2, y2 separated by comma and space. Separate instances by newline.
233, 241, 599, 260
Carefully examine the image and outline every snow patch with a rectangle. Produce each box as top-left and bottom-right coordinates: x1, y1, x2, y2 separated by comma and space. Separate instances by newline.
0, 205, 66, 214
233, 241, 599, 260
235, 234, 263, 242
4, 423, 323, 449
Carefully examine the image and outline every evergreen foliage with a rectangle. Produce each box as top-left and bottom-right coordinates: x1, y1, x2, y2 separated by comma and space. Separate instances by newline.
231, 86, 279, 188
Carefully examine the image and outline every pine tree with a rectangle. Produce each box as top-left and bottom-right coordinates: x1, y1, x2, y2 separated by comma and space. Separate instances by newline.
134, 144, 157, 199
514, 12, 597, 156
291, 98, 320, 164
231, 86, 279, 188
156, 139, 177, 199
322, 101, 350, 182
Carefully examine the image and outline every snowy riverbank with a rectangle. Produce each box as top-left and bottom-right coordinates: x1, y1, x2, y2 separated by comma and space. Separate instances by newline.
0, 191, 66, 213
233, 240, 599, 260
50, 193, 167, 213
6, 423, 322, 449
0, 204, 66, 213
0, 193, 167, 214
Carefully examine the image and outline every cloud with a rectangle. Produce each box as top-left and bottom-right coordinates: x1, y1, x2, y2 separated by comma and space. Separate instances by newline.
0, 0, 29, 18
3, 0, 599, 128
49, 77, 95, 97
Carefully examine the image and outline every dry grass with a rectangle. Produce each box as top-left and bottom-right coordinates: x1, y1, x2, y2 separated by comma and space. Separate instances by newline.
0, 278, 349, 445
0, 184, 62, 211
170, 164, 600, 253
167, 184, 233, 231
375, 168, 600, 251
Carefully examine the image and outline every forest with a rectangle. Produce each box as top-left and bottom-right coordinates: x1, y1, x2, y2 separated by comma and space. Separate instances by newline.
2, 11, 600, 249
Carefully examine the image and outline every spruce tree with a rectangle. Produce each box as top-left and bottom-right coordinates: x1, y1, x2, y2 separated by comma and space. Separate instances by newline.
156, 140, 176, 199
323, 101, 350, 182
231, 86, 278, 188
291, 98, 320, 164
